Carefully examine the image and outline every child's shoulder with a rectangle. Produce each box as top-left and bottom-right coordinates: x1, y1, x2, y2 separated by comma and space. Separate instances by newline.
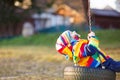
75, 39, 88, 46
78, 39, 88, 43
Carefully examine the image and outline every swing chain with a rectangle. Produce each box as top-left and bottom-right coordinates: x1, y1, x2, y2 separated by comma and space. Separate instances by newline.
88, 0, 92, 32
88, 0, 105, 69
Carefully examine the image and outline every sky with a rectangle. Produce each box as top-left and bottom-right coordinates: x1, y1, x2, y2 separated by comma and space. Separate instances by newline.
90, 0, 116, 9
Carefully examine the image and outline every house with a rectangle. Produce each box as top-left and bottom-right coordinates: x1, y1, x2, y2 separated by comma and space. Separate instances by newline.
91, 9, 120, 29
32, 12, 71, 32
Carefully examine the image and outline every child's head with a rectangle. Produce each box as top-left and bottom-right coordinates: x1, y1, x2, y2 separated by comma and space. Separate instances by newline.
56, 30, 80, 56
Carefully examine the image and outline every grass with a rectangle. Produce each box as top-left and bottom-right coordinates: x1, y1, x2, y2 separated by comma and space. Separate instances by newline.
95, 29, 120, 48
0, 46, 120, 80
0, 46, 69, 80
0, 29, 120, 48
0, 33, 59, 46
0, 29, 120, 79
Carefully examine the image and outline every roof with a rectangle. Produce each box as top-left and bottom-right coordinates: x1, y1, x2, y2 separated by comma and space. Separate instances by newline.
91, 9, 120, 17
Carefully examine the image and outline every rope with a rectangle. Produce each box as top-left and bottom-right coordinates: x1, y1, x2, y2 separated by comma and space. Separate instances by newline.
88, 0, 92, 32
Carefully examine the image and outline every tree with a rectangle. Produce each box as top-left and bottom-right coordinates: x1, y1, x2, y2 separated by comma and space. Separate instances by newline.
31, 0, 55, 13
0, 0, 26, 37
0, 0, 55, 37
0, 0, 23, 24
0, 0, 55, 25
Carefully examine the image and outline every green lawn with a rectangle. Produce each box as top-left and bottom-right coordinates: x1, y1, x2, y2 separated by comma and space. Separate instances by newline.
0, 29, 120, 80
0, 29, 120, 48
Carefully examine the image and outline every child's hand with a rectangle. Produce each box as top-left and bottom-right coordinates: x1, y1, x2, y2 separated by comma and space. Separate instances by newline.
87, 31, 95, 40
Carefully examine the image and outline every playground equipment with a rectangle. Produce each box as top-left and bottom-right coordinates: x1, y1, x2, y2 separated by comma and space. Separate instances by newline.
64, 66, 116, 80
63, 0, 116, 80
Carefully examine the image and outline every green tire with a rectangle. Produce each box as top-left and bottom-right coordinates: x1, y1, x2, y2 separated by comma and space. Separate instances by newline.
64, 66, 116, 80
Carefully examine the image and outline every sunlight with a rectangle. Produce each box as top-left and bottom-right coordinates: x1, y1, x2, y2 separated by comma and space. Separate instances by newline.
90, 0, 116, 9
14, 1, 21, 7
14, 0, 32, 9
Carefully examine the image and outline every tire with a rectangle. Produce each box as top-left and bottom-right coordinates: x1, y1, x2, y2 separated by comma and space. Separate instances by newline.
64, 66, 116, 80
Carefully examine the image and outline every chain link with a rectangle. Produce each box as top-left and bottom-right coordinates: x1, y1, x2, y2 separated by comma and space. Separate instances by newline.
88, 0, 92, 32
88, 1, 105, 68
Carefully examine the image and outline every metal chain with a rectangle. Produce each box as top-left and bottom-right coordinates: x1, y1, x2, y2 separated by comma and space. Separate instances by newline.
88, 0, 105, 69
88, 0, 92, 32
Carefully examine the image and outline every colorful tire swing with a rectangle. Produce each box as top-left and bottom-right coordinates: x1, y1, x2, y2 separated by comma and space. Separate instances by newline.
63, 0, 116, 80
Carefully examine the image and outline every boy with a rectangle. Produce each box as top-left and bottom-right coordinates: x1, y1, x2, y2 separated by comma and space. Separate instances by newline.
56, 30, 120, 72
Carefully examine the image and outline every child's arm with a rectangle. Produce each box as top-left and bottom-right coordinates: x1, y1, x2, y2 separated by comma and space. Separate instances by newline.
88, 32, 99, 49
87, 32, 109, 61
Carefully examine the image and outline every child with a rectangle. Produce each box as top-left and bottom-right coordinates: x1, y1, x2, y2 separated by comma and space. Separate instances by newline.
56, 30, 120, 72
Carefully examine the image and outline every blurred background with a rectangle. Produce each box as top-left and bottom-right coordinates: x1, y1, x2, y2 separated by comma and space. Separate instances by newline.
0, 0, 120, 80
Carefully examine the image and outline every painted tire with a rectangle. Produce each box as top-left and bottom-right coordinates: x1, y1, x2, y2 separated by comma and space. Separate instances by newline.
64, 66, 116, 80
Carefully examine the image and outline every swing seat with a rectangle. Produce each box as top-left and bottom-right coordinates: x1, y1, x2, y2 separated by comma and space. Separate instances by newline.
64, 66, 116, 80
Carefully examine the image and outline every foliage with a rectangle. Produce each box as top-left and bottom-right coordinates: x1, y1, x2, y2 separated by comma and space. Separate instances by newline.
31, 0, 55, 13
0, 0, 55, 26
0, 0, 25, 25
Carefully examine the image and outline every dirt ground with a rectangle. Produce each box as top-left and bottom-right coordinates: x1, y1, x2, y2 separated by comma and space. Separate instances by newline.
0, 46, 120, 80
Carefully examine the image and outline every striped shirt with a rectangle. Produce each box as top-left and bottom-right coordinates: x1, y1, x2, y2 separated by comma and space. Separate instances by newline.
73, 37, 110, 68
56, 30, 110, 68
